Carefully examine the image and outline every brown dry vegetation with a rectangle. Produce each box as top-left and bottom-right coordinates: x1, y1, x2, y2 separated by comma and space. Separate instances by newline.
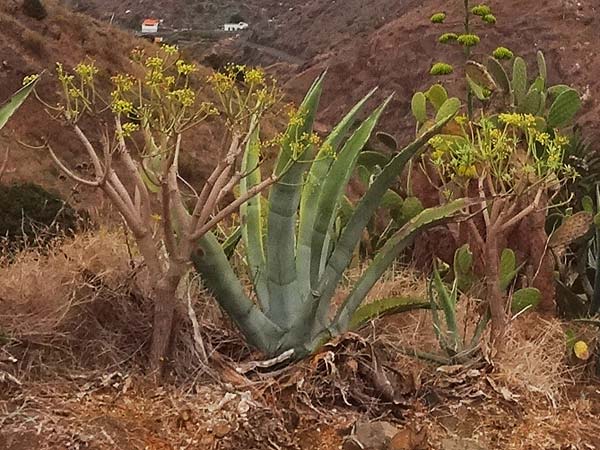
1, 230, 600, 449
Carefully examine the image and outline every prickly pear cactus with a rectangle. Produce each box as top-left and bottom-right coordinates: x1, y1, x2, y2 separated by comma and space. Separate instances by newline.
511, 287, 542, 314
547, 88, 582, 128
499, 248, 518, 291
411, 92, 428, 123
512, 56, 528, 107
453, 244, 475, 292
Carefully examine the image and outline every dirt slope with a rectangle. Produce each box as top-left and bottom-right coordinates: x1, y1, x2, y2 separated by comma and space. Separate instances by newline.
0, 0, 228, 200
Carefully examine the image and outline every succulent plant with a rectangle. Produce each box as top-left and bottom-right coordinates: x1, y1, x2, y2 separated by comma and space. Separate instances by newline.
192, 75, 468, 359
430, 12, 447, 23
430, 62, 454, 76
492, 46, 514, 60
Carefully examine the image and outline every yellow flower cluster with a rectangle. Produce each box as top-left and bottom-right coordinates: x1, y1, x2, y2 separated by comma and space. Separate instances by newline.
56, 62, 74, 84
121, 122, 139, 137
176, 59, 197, 76
145, 69, 165, 88
168, 88, 196, 107
287, 107, 306, 128
111, 96, 134, 114
457, 164, 477, 178
245, 67, 265, 85
207, 71, 236, 94
74, 62, 98, 83
145, 56, 164, 69
111, 73, 135, 92
498, 112, 536, 129
22, 73, 40, 86
161, 44, 178, 56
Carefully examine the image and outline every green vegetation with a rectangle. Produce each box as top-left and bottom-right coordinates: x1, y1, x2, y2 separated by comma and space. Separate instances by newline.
193, 76, 468, 358
0, 183, 79, 246
407, 1, 584, 344
34, 48, 284, 374
23, 0, 48, 20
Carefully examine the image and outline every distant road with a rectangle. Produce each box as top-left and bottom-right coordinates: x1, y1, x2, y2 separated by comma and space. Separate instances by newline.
139, 29, 305, 66
241, 40, 304, 66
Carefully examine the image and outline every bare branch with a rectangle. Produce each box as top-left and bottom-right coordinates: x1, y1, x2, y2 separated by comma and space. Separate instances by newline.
104, 182, 146, 236
466, 217, 486, 252
194, 166, 233, 231
191, 175, 278, 241
0, 147, 9, 182
500, 187, 544, 232
161, 177, 177, 257
73, 125, 104, 176
478, 176, 491, 229
46, 143, 109, 187
192, 162, 227, 221
190, 133, 242, 226
115, 118, 153, 222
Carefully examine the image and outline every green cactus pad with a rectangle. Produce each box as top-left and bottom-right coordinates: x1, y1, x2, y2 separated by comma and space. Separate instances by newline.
411, 91, 428, 123
426, 84, 449, 111
512, 57, 528, 107
511, 288, 541, 314
547, 88, 581, 128
486, 57, 511, 93
436, 97, 462, 121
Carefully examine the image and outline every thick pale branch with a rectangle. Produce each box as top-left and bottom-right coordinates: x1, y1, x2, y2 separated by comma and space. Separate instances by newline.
191, 134, 242, 227
192, 162, 227, 222
104, 182, 146, 236
47, 143, 110, 187
500, 188, 544, 232
107, 169, 138, 216
478, 176, 491, 229
191, 175, 277, 241
216, 171, 243, 205
161, 178, 177, 257
115, 118, 152, 222
73, 125, 104, 176
466, 217, 486, 251
194, 165, 233, 229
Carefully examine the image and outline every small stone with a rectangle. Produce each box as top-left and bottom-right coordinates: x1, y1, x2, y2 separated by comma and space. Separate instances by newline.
441, 437, 486, 450
345, 420, 399, 450
214, 422, 231, 438
389, 426, 427, 450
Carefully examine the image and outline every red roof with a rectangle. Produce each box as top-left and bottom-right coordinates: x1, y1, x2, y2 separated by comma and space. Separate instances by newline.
143, 19, 159, 25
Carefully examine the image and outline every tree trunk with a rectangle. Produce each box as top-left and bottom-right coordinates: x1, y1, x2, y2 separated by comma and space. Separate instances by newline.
526, 193, 556, 315
149, 271, 183, 377
485, 229, 507, 342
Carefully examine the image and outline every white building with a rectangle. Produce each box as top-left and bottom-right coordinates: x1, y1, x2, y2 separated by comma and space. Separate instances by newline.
223, 22, 249, 32
141, 18, 160, 34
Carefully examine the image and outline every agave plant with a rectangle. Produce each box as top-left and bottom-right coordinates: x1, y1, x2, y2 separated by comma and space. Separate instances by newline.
192, 75, 471, 359
0, 77, 38, 181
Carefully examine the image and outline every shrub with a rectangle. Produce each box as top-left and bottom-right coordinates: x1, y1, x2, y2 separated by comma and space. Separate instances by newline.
22, 28, 45, 55
23, 0, 47, 20
0, 182, 79, 247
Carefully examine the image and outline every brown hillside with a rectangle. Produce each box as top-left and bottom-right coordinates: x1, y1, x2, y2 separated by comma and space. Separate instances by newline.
0, 0, 230, 201
281, 0, 600, 141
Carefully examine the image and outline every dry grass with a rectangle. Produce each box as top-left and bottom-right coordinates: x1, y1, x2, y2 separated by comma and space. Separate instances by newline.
1, 229, 599, 448
0, 228, 130, 336
0, 229, 156, 378
494, 316, 573, 406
